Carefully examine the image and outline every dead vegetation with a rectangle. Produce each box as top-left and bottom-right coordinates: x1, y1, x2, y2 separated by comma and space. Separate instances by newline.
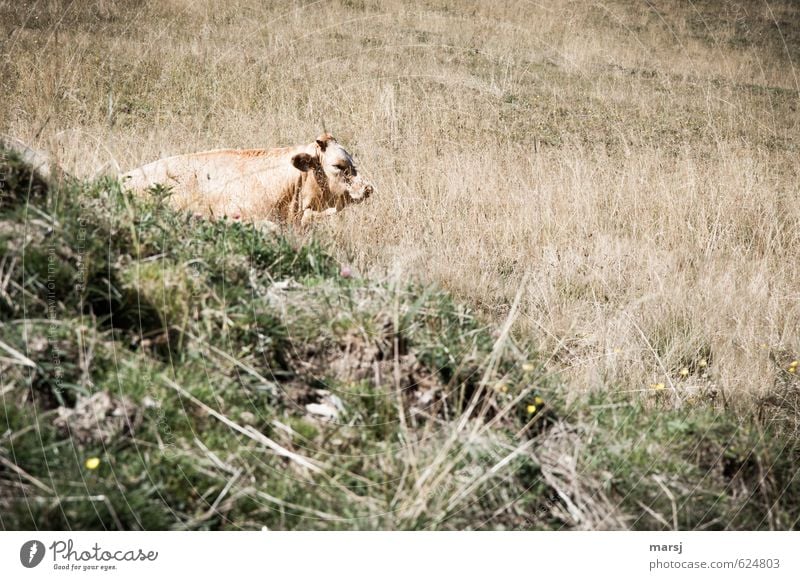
1, 0, 800, 530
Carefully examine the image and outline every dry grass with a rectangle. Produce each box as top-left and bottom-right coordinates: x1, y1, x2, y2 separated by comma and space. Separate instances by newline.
2, 0, 799, 400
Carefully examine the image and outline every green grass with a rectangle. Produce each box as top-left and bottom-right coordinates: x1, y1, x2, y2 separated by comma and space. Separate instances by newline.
1, 147, 798, 530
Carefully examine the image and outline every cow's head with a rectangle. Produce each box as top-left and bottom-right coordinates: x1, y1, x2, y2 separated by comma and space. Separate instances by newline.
291, 133, 373, 209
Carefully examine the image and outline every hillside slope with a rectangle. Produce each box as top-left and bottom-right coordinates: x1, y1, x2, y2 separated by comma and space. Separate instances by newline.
1, 147, 799, 530
2, 0, 799, 400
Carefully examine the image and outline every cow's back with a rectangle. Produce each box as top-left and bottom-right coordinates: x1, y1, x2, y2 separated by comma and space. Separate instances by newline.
122, 148, 300, 219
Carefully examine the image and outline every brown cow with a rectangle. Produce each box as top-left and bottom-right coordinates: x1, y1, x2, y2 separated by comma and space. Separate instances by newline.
121, 133, 373, 226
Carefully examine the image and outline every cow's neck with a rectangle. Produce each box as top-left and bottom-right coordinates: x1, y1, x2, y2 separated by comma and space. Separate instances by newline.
311, 162, 330, 204
294, 162, 333, 221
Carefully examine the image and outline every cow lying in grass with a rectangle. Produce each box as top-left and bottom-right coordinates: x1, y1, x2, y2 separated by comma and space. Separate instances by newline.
122, 133, 373, 226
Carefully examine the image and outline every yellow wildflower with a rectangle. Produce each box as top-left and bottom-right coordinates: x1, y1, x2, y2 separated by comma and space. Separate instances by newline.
534, 396, 544, 406
698, 359, 708, 368
522, 363, 535, 372
651, 383, 666, 391
85, 457, 101, 470
526, 404, 537, 415
679, 367, 689, 377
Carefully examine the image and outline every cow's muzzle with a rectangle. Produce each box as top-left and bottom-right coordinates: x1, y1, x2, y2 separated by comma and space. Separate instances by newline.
349, 184, 373, 203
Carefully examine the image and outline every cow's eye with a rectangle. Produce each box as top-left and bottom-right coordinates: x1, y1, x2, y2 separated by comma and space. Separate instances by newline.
335, 163, 348, 171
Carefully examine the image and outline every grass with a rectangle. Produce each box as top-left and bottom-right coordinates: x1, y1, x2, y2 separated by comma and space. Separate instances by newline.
2, 142, 800, 530
1, 0, 799, 529
2, 0, 798, 397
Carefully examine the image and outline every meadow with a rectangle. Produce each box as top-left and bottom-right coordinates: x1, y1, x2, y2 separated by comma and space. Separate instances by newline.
1, 0, 799, 529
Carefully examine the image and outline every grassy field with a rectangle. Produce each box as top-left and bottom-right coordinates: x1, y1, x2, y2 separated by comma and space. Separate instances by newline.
1, 0, 800, 529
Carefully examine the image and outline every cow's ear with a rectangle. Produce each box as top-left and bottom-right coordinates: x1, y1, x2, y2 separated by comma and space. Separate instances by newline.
292, 152, 317, 172
315, 133, 335, 151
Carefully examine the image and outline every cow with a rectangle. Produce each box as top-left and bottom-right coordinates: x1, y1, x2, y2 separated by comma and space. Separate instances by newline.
121, 133, 373, 226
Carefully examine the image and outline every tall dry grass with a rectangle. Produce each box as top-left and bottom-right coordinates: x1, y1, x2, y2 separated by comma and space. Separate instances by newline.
2, 0, 799, 399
